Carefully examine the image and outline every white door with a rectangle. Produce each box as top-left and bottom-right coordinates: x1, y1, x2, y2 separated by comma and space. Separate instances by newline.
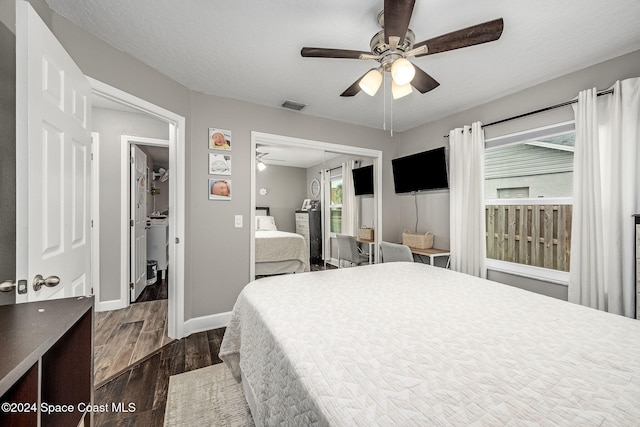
130, 146, 148, 302
15, 1, 92, 302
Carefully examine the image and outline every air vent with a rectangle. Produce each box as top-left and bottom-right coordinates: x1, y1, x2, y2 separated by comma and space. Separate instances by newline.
281, 100, 306, 111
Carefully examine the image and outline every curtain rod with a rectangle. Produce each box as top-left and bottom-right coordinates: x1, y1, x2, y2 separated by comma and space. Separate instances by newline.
443, 88, 614, 137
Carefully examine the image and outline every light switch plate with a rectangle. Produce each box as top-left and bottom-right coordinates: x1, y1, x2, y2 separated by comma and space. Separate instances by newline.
235, 215, 243, 228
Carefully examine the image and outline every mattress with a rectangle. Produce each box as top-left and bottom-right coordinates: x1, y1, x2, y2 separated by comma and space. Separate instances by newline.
255, 230, 309, 273
219, 263, 640, 426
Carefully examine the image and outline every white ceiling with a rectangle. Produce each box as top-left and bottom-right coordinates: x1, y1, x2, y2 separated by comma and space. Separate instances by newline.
47, 0, 640, 132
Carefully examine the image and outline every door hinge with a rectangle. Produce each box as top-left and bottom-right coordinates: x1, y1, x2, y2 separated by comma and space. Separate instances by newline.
91, 220, 94, 228
175, 237, 180, 244
91, 153, 94, 160
129, 282, 134, 290
130, 219, 134, 227
91, 287, 94, 294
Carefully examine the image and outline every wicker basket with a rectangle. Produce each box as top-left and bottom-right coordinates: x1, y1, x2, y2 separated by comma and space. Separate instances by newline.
402, 230, 433, 249
358, 227, 374, 241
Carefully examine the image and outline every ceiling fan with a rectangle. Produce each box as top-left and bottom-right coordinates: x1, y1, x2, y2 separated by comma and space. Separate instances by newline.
256, 152, 286, 171
301, 0, 504, 99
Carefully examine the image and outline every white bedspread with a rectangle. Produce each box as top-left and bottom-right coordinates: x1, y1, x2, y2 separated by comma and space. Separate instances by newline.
219, 263, 640, 426
255, 230, 309, 272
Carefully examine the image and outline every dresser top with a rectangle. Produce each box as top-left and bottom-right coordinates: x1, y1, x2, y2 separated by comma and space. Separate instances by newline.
0, 296, 93, 396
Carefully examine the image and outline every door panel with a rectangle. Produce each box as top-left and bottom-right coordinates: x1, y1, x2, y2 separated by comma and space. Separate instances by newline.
16, 1, 92, 302
131, 146, 148, 302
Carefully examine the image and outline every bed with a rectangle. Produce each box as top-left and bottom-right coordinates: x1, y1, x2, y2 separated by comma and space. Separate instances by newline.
220, 262, 640, 425
254, 209, 309, 275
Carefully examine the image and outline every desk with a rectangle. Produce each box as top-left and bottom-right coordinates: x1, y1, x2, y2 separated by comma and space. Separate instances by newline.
356, 237, 375, 264
408, 246, 450, 267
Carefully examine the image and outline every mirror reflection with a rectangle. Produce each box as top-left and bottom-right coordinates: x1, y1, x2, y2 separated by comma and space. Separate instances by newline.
254, 140, 379, 278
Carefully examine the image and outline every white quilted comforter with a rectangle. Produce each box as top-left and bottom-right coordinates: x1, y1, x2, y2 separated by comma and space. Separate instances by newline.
255, 230, 309, 272
219, 263, 640, 426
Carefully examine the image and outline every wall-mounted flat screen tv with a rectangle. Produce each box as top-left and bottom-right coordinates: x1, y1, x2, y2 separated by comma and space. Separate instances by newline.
391, 147, 449, 193
352, 165, 374, 196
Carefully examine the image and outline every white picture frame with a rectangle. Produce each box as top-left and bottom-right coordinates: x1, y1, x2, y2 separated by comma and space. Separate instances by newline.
209, 153, 231, 175
209, 178, 231, 200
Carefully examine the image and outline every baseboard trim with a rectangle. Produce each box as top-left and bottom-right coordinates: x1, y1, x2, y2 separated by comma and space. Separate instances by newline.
183, 311, 232, 336
95, 298, 126, 312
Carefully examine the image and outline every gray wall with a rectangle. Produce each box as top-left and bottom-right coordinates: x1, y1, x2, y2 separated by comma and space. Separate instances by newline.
0, 16, 16, 305
187, 92, 395, 317
92, 108, 168, 302
255, 165, 307, 233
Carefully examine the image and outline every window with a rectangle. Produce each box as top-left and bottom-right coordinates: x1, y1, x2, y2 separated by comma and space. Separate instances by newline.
330, 175, 342, 235
484, 122, 574, 281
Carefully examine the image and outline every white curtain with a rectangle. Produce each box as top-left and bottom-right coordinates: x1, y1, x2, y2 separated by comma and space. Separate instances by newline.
321, 168, 331, 261
341, 160, 360, 236
569, 77, 640, 317
449, 122, 487, 278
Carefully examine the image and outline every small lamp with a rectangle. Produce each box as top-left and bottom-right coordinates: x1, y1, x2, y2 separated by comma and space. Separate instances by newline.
359, 68, 383, 96
390, 58, 415, 86
392, 81, 413, 99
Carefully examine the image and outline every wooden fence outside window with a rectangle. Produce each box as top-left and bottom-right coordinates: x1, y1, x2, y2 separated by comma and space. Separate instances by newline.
485, 204, 572, 272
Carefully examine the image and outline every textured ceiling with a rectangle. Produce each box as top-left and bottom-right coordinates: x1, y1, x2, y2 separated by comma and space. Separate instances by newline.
46, 0, 640, 131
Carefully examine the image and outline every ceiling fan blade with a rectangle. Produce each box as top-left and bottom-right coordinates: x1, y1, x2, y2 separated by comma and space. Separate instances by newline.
301, 47, 372, 59
340, 68, 377, 97
411, 65, 440, 94
413, 18, 504, 57
384, 0, 416, 47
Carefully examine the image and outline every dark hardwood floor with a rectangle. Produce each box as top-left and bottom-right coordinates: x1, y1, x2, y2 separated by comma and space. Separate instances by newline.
310, 262, 338, 271
134, 273, 168, 303
95, 265, 335, 425
94, 328, 225, 426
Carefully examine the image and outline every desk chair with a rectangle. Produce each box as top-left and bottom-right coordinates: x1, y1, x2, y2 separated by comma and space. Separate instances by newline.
336, 234, 369, 267
380, 241, 414, 263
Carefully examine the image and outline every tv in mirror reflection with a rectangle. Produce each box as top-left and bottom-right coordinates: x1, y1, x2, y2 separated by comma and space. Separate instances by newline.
352, 165, 374, 196
392, 147, 449, 193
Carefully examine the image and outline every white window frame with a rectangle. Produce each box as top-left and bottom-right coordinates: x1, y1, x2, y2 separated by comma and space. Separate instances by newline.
484, 121, 575, 285
329, 173, 343, 238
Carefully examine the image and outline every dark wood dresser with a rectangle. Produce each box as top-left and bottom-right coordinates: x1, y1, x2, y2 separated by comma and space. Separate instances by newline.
295, 210, 322, 264
0, 296, 94, 426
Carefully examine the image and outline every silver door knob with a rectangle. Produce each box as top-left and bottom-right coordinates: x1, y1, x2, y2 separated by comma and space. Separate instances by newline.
33, 275, 61, 291
0, 280, 16, 292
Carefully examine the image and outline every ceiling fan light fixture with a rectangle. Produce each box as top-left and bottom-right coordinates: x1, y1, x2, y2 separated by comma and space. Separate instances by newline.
257, 160, 267, 171
392, 81, 413, 99
391, 58, 415, 86
359, 68, 383, 96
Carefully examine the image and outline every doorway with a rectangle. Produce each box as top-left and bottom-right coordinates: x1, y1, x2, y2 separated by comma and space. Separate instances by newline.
126, 138, 170, 304
90, 78, 186, 340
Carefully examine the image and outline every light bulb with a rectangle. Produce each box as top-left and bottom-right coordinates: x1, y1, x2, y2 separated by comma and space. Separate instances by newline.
392, 81, 413, 99
257, 161, 266, 171
391, 58, 415, 86
359, 68, 383, 96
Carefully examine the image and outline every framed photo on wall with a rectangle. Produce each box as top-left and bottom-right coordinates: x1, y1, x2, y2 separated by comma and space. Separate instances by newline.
209, 153, 231, 175
209, 178, 232, 200
208, 128, 232, 150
